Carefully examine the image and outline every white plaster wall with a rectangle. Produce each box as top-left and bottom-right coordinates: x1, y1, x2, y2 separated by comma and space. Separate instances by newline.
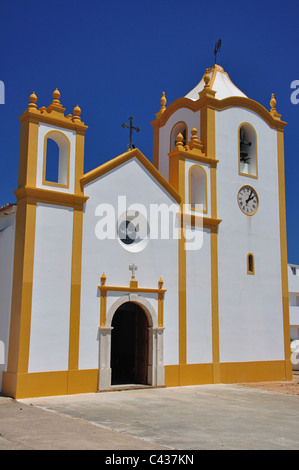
186, 228, 212, 364
79, 157, 179, 370
36, 123, 76, 193
158, 108, 201, 180
0, 216, 15, 390
216, 107, 285, 363
28, 203, 74, 372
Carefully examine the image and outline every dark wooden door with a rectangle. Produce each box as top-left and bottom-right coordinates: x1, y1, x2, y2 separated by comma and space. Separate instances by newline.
135, 308, 148, 384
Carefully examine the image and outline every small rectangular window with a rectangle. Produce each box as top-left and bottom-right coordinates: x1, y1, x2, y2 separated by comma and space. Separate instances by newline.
247, 253, 255, 275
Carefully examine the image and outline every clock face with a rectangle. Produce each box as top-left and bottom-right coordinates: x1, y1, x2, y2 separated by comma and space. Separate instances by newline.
237, 185, 259, 215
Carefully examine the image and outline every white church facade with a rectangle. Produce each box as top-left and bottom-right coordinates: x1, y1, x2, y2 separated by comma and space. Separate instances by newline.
0, 64, 292, 398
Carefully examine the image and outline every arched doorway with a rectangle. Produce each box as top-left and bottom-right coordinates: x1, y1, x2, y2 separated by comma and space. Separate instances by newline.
111, 302, 149, 385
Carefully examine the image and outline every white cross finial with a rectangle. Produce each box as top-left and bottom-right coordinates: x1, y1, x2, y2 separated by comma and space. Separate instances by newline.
129, 263, 138, 279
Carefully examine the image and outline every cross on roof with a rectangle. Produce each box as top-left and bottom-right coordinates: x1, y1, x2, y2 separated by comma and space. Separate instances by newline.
129, 263, 138, 279
122, 116, 140, 149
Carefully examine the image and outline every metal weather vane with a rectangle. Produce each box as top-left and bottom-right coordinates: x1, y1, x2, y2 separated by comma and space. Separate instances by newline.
122, 116, 140, 149
214, 39, 222, 64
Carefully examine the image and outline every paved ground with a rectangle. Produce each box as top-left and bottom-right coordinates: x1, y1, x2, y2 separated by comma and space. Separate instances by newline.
1, 382, 298, 450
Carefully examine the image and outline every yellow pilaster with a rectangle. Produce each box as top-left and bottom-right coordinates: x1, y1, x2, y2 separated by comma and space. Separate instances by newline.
277, 129, 292, 380
199, 78, 220, 383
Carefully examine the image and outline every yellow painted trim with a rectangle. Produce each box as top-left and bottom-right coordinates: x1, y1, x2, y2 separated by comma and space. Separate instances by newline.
74, 132, 85, 195
178, 226, 187, 365
164, 364, 214, 387
164, 360, 289, 387
81, 148, 181, 204
19, 107, 88, 134
220, 360, 289, 383
5, 360, 292, 398
237, 184, 259, 216
68, 207, 84, 370
188, 164, 208, 214
18, 119, 39, 189
158, 292, 164, 328
42, 130, 70, 188
238, 122, 258, 179
151, 96, 286, 132
277, 129, 293, 380
14, 186, 88, 209
180, 212, 221, 229
3, 359, 290, 398
100, 291, 107, 327
2, 369, 99, 399
247, 253, 255, 275
210, 230, 220, 382
168, 150, 187, 365
169, 121, 188, 152
4, 199, 37, 392
98, 279, 166, 327
99, 285, 167, 295
152, 126, 160, 170
201, 99, 220, 383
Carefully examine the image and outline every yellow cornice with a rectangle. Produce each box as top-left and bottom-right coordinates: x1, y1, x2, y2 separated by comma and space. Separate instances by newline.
98, 285, 167, 295
19, 109, 88, 133
80, 148, 181, 204
99, 274, 166, 328
169, 147, 219, 167
181, 212, 222, 230
151, 95, 286, 131
14, 187, 88, 208
19, 90, 88, 134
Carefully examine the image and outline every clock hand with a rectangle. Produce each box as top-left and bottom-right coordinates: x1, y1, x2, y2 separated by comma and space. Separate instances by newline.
246, 190, 253, 204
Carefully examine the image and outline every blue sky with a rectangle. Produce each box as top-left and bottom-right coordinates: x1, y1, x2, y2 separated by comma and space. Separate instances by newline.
0, 0, 298, 263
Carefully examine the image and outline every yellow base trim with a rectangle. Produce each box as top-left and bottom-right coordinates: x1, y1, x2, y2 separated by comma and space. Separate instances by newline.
165, 364, 214, 387
2, 361, 292, 398
2, 369, 99, 399
165, 360, 291, 387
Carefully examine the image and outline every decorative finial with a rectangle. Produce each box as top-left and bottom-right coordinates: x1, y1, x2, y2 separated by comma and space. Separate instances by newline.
28, 91, 37, 109
188, 126, 204, 153
270, 93, 277, 113
160, 91, 167, 111
73, 104, 81, 121
176, 132, 184, 148
100, 272, 106, 286
269, 93, 281, 120
158, 277, 164, 289
155, 91, 167, 119
203, 69, 210, 88
52, 88, 61, 102
190, 127, 199, 143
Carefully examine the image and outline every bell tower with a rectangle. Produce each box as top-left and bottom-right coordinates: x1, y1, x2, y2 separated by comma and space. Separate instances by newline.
3, 90, 88, 398
151, 63, 292, 385
17, 89, 87, 196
